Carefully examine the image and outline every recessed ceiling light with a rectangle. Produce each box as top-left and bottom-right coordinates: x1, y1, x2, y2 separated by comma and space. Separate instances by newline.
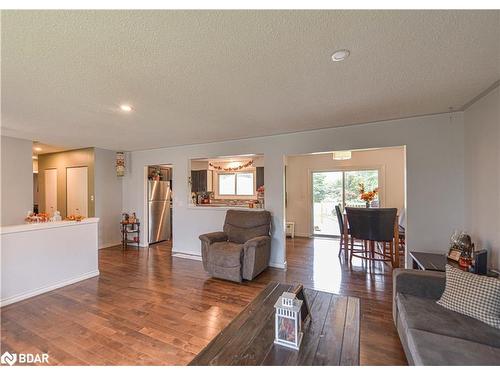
331, 49, 350, 62
34, 147, 42, 152
120, 104, 133, 112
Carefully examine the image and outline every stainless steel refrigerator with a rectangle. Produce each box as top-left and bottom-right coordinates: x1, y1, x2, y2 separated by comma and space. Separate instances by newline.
148, 180, 172, 244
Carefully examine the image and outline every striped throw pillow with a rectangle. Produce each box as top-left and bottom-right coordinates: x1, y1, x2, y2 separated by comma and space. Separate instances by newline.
437, 265, 500, 329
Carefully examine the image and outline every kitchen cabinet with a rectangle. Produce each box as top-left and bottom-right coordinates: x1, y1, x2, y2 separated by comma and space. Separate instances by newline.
191, 170, 207, 193
256, 167, 264, 189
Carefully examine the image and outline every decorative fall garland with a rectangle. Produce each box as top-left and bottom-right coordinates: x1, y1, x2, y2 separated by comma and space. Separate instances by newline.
208, 160, 253, 171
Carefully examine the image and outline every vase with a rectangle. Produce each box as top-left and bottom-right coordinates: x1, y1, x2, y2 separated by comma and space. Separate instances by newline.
365, 201, 370, 208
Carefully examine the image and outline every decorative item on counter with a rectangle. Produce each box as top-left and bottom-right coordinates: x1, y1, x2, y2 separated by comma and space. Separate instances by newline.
208, 160, 253, 171
116, 152, 125, 177
257, 185, 265, 197
274, 292, 303, 350
66, 214, 85, 221
256, 186, 265, 208
358, 183, 379, 208
25, 212, 50, 223
195, 192, 212, 205
248, 201, 254, 208
448, 230, 474, 266
50, 211, 62, 222
202, 192, 211, 204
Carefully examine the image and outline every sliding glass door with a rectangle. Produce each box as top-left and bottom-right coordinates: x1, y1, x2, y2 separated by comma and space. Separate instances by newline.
312, 169, 379, 237
344, 170, 379, 208
312, 172, 343, 236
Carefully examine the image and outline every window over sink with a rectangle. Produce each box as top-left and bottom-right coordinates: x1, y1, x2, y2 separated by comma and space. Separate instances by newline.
218, 172, 254, 196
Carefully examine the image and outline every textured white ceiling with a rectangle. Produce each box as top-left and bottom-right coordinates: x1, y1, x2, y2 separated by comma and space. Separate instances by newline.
1, 10, 499, 151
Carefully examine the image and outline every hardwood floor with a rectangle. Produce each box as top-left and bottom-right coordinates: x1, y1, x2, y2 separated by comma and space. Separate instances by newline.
0, 237, 407, 365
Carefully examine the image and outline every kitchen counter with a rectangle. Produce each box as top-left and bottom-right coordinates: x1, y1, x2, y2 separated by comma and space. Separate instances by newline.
1, 217, 100, 235
188, 204, 265, 211
0, 218, 99, 306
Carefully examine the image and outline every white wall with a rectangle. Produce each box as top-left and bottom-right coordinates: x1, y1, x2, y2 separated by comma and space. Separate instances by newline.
122, 112, 464, 268
1, 219, 99, 306
464, 86, 500, 270
286, 147, 405, 237
1, 136, 33, 225
94, 148, 123, 248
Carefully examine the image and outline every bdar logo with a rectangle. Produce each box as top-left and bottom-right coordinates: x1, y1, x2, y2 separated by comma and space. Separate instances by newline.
1, 351, 17, 366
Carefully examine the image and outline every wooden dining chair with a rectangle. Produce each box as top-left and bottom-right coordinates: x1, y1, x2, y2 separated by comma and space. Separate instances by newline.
344, 207, 399, 267
336, 205, 364, 258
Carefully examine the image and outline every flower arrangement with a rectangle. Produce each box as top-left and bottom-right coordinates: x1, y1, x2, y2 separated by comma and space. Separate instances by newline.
358, 183, 379, 207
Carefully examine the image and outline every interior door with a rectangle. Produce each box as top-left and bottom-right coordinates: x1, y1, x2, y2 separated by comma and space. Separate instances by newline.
44, 169, 57, 215
66, 166, 88, 217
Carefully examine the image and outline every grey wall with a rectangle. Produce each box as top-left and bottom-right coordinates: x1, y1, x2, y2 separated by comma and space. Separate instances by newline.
464, 85, 500, 270
94, 148, 123, 248
122, 112, 465, 268
1, 136, 33, 225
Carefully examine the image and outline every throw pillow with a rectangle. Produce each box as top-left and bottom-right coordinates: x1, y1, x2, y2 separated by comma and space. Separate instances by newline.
437, 265, 500, 329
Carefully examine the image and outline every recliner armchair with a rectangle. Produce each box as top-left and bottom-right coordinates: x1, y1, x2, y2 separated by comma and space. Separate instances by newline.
199, 210, 272, 282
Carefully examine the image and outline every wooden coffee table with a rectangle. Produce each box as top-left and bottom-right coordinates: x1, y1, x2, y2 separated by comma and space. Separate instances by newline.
189, 281, 360, 366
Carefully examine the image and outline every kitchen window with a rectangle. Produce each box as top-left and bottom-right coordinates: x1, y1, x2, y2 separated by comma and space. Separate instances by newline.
218, 172, 255, 196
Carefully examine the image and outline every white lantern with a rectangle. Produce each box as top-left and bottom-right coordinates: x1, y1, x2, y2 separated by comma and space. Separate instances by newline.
274, 292, 303, 350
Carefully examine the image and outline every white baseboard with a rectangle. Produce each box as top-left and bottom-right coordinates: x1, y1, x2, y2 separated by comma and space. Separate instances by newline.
99, 242, 121, 249
288, 232, 311, 238
0, 270, 100, 307
269, 260, 287, 270
172, 252, 202, 261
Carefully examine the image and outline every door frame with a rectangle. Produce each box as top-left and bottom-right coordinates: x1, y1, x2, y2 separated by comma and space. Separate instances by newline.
308, 165, 386, 237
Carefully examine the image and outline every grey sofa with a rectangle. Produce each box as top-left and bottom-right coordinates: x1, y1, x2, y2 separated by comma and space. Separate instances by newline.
199, 210, 271, 283
393, 269, 500, 365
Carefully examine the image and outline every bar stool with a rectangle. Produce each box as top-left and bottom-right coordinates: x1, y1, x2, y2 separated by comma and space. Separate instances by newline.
345, 207, 399, 267
336, 205, 364, 258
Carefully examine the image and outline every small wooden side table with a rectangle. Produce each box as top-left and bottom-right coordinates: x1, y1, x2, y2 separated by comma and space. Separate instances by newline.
121, 222, 140, 250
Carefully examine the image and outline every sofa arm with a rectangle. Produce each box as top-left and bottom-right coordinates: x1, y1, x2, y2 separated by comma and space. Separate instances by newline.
393, 269, 445, 300
242, 236, 271, 280
393, 269, 445, 325
199, 231, 227, 244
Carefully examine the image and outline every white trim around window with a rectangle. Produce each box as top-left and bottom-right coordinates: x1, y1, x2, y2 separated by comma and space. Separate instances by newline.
214, 169, 257, 199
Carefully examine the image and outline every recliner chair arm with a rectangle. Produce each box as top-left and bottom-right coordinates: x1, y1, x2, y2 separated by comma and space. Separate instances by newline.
199, 231, 228, 244
243, 236, 271, 250
242, 236, 271, 280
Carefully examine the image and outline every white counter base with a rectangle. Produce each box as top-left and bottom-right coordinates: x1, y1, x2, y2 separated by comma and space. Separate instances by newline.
1, 218, 100, 307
